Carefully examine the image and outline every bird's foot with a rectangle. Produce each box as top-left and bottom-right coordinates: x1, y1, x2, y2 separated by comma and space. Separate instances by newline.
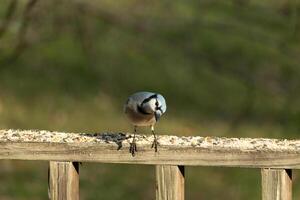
151, 138, 159, 152
129, 140, 137, 157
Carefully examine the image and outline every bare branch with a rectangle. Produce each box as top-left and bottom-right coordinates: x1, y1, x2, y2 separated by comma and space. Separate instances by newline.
13, 0, 39, 57
2, 0, 39, 64
0, 0, 18, 39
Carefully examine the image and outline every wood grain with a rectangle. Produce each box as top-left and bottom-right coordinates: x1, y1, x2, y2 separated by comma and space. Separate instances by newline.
156, 165, 184, 200
1, 130, 300, 168
261, 169, 292, 200
1, 141, 300, 168
49, 161, 79, 200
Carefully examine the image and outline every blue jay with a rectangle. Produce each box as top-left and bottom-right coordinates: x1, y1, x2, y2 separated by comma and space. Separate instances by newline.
124, 91, 167, 156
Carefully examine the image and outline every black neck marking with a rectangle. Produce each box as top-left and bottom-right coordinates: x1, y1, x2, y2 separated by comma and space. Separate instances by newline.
141, 94, 158, 106
157, 106, 163, 112
137, 105, 152, 115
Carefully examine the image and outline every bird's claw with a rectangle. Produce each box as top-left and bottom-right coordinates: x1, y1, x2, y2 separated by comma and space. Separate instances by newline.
151, 138, 159, 152
129, 141, 137, 156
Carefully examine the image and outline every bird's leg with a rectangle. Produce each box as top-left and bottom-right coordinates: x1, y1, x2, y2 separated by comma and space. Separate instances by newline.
129, 126, 137, 156
151, 125, 159, 152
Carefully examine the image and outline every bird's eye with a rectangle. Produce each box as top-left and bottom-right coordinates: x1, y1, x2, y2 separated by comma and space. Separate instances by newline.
155, 101, 159, 106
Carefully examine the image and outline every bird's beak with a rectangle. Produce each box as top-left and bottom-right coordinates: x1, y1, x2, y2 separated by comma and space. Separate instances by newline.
155, 111, 161, 122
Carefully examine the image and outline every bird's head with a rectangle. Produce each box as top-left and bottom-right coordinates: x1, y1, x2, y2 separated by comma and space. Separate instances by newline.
141, 94, 167, 122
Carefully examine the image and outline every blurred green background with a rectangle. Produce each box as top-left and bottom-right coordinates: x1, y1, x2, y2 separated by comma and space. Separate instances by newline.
0, 0, 300, 199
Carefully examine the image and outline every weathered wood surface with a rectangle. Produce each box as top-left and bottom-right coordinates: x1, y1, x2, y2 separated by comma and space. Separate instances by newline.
261, 169, 292, 200
156, 165, 184, 200
49, 161, 79, 200
1, 129, 300, 168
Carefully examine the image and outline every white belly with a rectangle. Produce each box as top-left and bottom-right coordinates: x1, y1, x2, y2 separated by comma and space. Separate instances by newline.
125, 107, 156, 127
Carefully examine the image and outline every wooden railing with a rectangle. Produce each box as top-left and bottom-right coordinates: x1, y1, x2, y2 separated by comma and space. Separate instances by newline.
0, 129, 299, 200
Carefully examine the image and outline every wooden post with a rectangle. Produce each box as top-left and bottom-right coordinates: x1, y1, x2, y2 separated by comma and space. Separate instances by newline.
49, 161, 79, 200
156, 165, 184, 200
261, 169, 292, 200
